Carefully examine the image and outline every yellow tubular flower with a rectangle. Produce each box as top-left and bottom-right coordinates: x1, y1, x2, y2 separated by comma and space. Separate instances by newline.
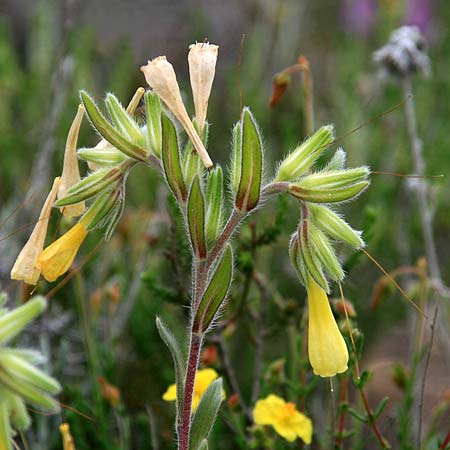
253, 394, 313, 444
58, 105, 86, 217
307, 277, 349, 377
10, 177, 61, 285
162, 368, 225, 411
59, 422, 75, 450
36, 219, 88, 282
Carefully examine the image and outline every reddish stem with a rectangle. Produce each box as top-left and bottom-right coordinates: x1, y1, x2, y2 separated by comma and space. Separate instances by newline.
440, 428, 450, 450
359, 389, 390, 449
336, 377, 348, 449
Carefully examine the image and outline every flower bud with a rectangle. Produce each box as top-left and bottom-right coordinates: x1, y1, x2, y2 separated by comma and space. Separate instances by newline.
140, 56, 213, 168
188, 42, 219, 134
275, 125, 334, 182
230, 121, 242, 194
288, 180, 369, 203
205, 166, 224, 244
144, 90, 162, 157
77, 143, 127, 167
11, 177, 60, 285
187, 175, 207, 260
58, 105, 86, 217
297, 167, 369, 190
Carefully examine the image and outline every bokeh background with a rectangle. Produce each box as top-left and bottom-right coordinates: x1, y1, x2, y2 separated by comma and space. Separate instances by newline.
0, 0, 449, 449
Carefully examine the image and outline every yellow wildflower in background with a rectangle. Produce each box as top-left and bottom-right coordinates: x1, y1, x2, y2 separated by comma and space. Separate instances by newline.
253, 394, 313, 443
163, 368, 224, 411
37, 219, 89, 282
307, 277, 349, 377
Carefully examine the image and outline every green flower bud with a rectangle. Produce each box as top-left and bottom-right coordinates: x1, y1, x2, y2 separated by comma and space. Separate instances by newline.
187, 176, 207, 260
77, 144, 127, 167
7, 394, 30, 430
105, 93, 145, 147
275, 125, 334, 182
206, 166, 224, 244
235, 108, 263, 212
83, 187, 122, 231
309, 204, 365, 249
161, 113, 187, 203
297, 167, 370, 190
288, 181, 369, 203
324, 148, 346, 171
288, 234, 307, 287
144, 90, 162, 157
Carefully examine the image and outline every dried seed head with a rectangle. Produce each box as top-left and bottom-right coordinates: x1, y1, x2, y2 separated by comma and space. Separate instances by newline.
58, 105, 86, 217
188, 42, 219, 133
10, 177, 61, 285
140, 56, 213, 168
373, 25, 431, 79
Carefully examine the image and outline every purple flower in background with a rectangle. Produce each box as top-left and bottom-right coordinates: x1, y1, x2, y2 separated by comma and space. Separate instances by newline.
407, 0, 433, 34
341, 0, 377, 37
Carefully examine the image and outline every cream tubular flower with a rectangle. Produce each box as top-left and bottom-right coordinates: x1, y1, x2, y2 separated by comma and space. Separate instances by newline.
307, 277, 349, 377
58, 105, 86, 217
10, 177, 61, 285
188, 42, 219, 134
140, 56, 213, 168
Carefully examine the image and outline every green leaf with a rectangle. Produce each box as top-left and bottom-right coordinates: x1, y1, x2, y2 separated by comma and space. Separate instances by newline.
235, 108, 263, 212
374, 397, 389, 419
348, 407, 368, 424
187, 176, 207, 260
161, 113, 187, 203
194, 245, 233, 332
155, 318, 186, 425
189, 378, 223, 450
205, 166, 224, 244
105, 93, 145, 146
144, 90, 162, 157
80, 90, 148, 161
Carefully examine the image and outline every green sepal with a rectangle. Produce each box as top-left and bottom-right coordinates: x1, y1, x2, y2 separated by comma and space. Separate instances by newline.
189, 378, 223, 450
80, 90, 148, 162
288, 181, 369, 203
161, 113, 187, 203
235, 108, 263, 212
155, 318, 186, 428
105, 93, 145, 146
82, 187, 121, 231
205, 166, 224, 244
7, 394, 31, 430
0, 402, 12, 450
182, 120, 208, 188
297, 167, 369, 190
275, 125, 334, 182
288, 233, 307, 287
54, 167, 123, 206
187, 176, 207, 260
0, 297, 46, 345
299, 220, 329, 292
77, 145, 127, 166
144, 90, 162, 157
230, 121, 242, 194
309, 204, 364, 249
324, 148, 346, 171
194, 245, 233, 332
308, 224, 344, 282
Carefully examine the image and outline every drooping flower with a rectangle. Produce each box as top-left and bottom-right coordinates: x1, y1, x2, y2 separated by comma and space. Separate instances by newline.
57, 104, 86, 217
253, 394, 313, 444
188, 42, 218, 134
162, 368, 224, 411
307, 277, 349, 377
36, 218, 89, 282
140, 56, 213, 168
10, 177, 61, 285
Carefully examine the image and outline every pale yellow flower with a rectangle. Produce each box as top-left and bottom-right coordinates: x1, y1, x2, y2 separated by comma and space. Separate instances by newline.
58, 105, 86, 217
140, 56, 213, 168
36, 219, 89, 282
307, 277, 349, 377
59, 423, 75, 450
162, 368, 224, 411
10, 177, 61, 285
188, 42, 218, 133
253, 394, 313, 443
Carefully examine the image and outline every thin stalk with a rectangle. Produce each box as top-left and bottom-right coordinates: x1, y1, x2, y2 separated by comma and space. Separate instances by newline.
359, 389, 390, 449
335, 376, 348, 449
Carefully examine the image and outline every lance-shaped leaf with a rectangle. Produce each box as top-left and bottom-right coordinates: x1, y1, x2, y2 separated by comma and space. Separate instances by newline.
308, 224, 344, 282
299, 218, 328, 292
288, 181, 369, 204
188, 176, 207, 260
298, 167, 369, 190
235, 108, 263, 212
309, 204, 364, 249
206, 166, 224, 244
189, 378, 223, 450
275, 125, 334, 182
194, 245, 233, 332
80, 91, 148, 162
144, 90, 162, 157
105, 93, 145, 146
156, 318, 186, 426
54, 167, 123, 206
229, 121, 242, 194
161, 113, 187, 203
